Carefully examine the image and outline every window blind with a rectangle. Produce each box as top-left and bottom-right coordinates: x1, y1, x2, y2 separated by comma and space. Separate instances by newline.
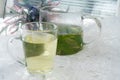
60, 0, 118, 17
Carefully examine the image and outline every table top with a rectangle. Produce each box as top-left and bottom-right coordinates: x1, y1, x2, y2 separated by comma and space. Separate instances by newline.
0, 17, 120, 80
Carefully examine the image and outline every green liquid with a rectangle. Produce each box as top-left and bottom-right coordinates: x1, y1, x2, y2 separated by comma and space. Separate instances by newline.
57, 34, 84, 55
23, 41, 44, 57
23, 34, 57, 73
56, 24, 84, 55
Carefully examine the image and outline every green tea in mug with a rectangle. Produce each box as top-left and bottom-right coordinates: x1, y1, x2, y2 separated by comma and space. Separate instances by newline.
57, 24, 84, 55
23, 33, 57, 73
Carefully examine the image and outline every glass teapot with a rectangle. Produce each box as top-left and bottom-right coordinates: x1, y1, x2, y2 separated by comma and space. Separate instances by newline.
40, 5, 101, 55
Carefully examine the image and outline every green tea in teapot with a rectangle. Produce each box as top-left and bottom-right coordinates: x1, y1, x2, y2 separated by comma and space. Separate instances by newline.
40, 5, 101, 55
57, 24, 84, 55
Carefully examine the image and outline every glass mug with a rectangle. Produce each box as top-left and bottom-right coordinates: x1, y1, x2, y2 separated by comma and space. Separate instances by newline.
40, 5, 101, 55
8, 22, 58, 74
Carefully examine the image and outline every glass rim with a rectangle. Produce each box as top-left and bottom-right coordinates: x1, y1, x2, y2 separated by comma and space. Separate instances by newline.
21, 22, 57, 32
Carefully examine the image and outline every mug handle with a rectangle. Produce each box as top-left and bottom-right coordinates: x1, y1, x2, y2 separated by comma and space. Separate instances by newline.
7, 36, 25, 65
81, 16, 102, 44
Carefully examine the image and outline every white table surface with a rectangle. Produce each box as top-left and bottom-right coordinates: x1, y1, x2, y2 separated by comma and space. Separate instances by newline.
0, 16, 120, 80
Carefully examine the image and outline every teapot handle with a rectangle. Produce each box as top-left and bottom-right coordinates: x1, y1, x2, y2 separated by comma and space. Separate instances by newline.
81, 16, 102, 44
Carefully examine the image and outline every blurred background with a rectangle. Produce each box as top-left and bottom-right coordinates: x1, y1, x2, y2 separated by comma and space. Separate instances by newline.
0, 0, 119, 18
0, 0, 120, 35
